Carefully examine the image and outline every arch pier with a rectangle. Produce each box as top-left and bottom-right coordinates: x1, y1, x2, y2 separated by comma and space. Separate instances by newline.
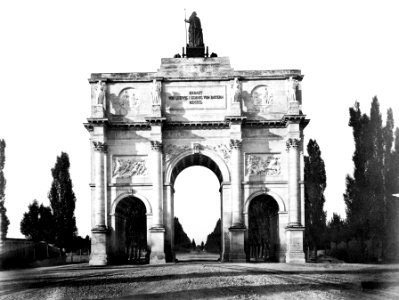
85, 56, 309, 265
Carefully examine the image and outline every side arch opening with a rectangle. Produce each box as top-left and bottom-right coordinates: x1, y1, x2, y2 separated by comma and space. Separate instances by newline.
246, 194, 280, 262
113, 196, 148, 264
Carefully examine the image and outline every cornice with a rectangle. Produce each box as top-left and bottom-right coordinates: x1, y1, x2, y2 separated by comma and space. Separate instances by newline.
84, 115, 309, 131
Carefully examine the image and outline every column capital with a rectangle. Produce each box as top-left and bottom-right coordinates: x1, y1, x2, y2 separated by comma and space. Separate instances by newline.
150, 140, 163, 152
286, 138, 301, 150
230, 139, 242, 150
93, 141, 108, 153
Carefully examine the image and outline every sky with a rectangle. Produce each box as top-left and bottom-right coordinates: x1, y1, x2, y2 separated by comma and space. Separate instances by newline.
0, 0, 398, 243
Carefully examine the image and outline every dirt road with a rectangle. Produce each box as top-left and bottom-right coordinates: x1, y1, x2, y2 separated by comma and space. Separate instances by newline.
1, 262, 399, 299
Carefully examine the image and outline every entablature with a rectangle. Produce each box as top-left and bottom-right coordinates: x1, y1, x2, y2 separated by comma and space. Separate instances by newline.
84, 114, 309, 132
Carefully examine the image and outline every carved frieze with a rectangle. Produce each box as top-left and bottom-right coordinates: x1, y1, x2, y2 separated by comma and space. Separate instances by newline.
163, 143, 231, 166
207, 144, 231, 165
112, 156, 148, 178
245, 153, 281, 176
164, 144, 191, 164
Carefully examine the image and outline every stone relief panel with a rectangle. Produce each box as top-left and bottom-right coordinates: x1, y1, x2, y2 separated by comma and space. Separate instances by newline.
163, 143, 231, 166
163, 144, 191, 165
208, 144, 231, 165
112, 155, 148, 178
242, 81, 290, 118
245, 153, 281, 177
110, 88, 140, 116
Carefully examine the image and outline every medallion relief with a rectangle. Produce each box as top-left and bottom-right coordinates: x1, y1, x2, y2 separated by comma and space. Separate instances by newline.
112, 156, 148, 178
252, 85, 274, 105
246, 85, 275, 113
245, 153, 281, 176
111, 88, 140, 116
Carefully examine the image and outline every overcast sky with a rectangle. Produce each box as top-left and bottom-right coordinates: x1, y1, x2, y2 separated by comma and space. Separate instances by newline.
1, 0, 398, 244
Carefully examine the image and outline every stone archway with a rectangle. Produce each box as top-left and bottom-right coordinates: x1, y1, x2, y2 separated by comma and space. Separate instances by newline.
163, 150, 228, 262
86, 56, 308, 265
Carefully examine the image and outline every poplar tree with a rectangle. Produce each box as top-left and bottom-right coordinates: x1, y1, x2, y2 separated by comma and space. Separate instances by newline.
367, 97, 385, 243
191, 239, 196, 250
326, 213, 346, 244
174, 217, 191, 251
205, 218, 221, 253
382, 108, 395, 258
344, 102, 371, 243
48, 152, 77, 251
344, 98, 398, 261
0, 139, 10, 238
304, 139, 327, 254
387, 127, 399, 258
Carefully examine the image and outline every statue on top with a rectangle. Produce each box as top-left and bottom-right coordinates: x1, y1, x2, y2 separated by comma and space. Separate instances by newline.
185, 11, 204, 47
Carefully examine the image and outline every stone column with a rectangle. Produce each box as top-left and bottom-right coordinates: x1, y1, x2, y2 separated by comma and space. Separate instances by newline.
286, 138, 301, 226
150, 141, 163, 228
90, 141, 108, 266
163, 185, 175, 262
230, 139, 243, 227
285, 137, 305, 263
229, 139, 246, 261
149, 140, 166, 263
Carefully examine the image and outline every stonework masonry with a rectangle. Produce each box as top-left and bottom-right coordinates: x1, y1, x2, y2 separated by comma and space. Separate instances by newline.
85, 57, 309, 265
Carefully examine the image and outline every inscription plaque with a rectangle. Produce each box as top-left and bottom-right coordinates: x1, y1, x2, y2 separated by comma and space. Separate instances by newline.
164, 85, 226, 110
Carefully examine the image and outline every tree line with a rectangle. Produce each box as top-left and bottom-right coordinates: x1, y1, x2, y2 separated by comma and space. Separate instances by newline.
0, 146, 87, 252
306, 97, 399, 262
19, 152, 88, 252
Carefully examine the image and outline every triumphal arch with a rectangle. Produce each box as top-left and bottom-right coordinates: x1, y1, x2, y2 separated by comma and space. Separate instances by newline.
85, 54, 309, 265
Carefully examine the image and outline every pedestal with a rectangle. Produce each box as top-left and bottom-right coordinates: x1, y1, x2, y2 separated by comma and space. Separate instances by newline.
288, 100, 300, 114
229, 227, 246, 262
90, 226, 108, 266
230, 102, 242, 116
186, 46, 205, 58
149, 227, 166, 264
92, 104, 105, 118
285, 226, 305, 263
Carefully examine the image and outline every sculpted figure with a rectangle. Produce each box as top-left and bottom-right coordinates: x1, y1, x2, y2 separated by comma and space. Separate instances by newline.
185, 11, 204, 47
95, 81, 106, 105
287, 77, 298, 102
233, 78, 242, 103
151, 79, 161, 105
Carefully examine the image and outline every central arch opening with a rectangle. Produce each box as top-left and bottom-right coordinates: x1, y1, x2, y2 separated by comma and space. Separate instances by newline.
171, 153, 223, 262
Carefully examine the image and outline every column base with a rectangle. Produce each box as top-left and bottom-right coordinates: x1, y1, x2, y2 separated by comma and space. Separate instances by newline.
275, 250, 287, 263
285, 226, 306, 264
90, 226, 108, 266
229, 226, 246, 262
149, 227, 166, 264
